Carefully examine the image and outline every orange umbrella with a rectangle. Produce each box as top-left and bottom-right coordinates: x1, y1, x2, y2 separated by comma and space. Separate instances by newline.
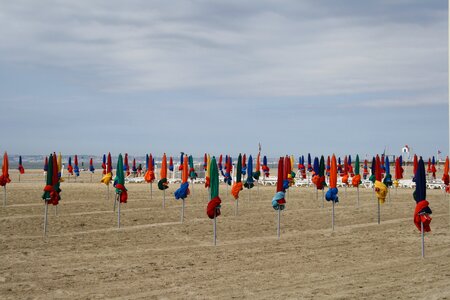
158, 153, 169, 208
175, 155, 190, 222
0, 152, 11, 187
442, 156, 449, 186
325, 154, 338, 230
0, 152, 11, 206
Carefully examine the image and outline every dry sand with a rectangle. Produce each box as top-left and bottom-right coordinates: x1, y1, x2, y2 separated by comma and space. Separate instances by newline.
1, 169, 450, 299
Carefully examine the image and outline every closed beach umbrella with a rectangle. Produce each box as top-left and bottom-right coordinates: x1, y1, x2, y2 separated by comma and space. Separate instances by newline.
231, 154, 243, 200
442, 156, 449, 186
144, 154, 155, 183
431, 156, 437, 179
102, 154, 106, 174
89, 158, 95, 173
352, 155, 361, 187
253, 152, 261, 180
74, 155, 80, 177
67, 157, 73, 175
206, 156, 222, 245
189, 155, 197, 180
262, 155, 270, 177
101, 153, 113, 185
114, 153, 127, 228
245, 155, 254, 189
44, 156, 48, 172
124, 153, 130, 177
158, 153, 169, 190
18, 156, 25, 174
383, 156, 392, 187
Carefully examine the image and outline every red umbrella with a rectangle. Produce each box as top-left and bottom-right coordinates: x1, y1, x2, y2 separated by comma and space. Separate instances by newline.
272, 157, 286, 238
0, 152, 11, 187
442, 156, 449, 186
342, 155, 349, 185
375, 155, 382, 182
124, 153, 130, 176
427, 158, 432, 174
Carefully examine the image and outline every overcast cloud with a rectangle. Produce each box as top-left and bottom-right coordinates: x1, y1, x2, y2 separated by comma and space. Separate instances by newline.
0, 0, 447, 158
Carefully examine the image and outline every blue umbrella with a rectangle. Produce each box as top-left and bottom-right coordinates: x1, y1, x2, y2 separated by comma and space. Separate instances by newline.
307, 153, 312, 171
414, 158, 427, 203
245, 155, 254, 189
313, 157, 319, 175
145, 154, 149, 170
348, 155, 352, 166
383, 156, 392, 187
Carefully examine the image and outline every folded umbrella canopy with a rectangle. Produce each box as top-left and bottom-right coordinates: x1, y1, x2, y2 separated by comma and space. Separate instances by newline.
203, 153, 207, 171
363, 159, 369, 179
374, 155, 388, 204
89, 158, 95, 173
241, 154, 247, 176
307, 153, 313, 172
42, 153, 62, 206
175, 155, 190, 200
342, 156, 349, 185
337, 157, 342, 175
283, 156, 291, 190
231, 154, 243, 199
44, 156, 48, 172
312, 157, 320, 187
253, 152, 261, 180
189, 155, 197, 180
74, 155, 80, 177
369, 157, 376, 183
299, 155, 306, 179
352, 155, 361, 187
272, 157, 286, 210
381, 154, 386, 174
431, 156, 437, 179
114, 154, 128, 203
67, 157, 74, 175
124, 153, 130, 177
442, 156, 449, 186
413, 154, 418, 181
169, 156, 174, 172
132, 158, 137, 174
0, 152, 11, 187
325, 155, 339, 203
383, 156, 393, 187
244, 155, 254, 189
427, 158, 432, 174
313, 156, 326, 190
262, 155, 270, 177
18, 155, 25, 174
218, 155, 223, 176
101, 153, 113, 185
348, 155, 354, 176
158, 153, 169, 190
413, 157, 432, 232
102, 154, 106, 174
144, 154, 156, 183
205, 154, 211, 188
326, 156, 331, 177
223, 155, 232, 185
207, 156, 222, 219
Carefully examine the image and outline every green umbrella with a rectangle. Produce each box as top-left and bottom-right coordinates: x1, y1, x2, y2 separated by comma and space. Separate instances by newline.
210, 157, 219, 199
206, 157, 221, 246
355, 155, 360, 175
42, 154, 53, 200
114, 153, 127, 228
188, 155, 196, 179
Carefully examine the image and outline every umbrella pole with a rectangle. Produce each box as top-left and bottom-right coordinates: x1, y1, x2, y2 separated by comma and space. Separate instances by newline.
277, 208, 281, 239
19, 174, 21, 182
235, 199, 239, 216
226, 184, 228, 200
90, 173, 92, 183
113, 191, 117, 212
377, 200, 380, 224
117, 194, 121, 228
316, 187, 318, 201
357, 186, 360, 207
43, 201, 48, 237
54, 205, 57, 216
150, 183, 153, 201
345, 185, 347, 200
181, 199, 185, 223
107, 184, 110, 201
421, 221, 425, 258
257, 181, 259, 199
332, 201, 335, 231
248, 187, 250, 202
322, 189, 324, 208
388, 188, 391, 203
3, 186, 6, 207
163, 190, 166, 209
213, 210, 217, 246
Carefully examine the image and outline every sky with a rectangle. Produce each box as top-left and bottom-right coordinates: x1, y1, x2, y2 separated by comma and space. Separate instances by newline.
0, 0, 448, 158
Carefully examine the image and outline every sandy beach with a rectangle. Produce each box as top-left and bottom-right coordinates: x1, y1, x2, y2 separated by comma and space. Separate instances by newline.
1, 169, 450, 299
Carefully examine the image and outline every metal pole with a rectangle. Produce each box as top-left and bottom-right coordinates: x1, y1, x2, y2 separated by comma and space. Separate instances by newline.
277, 208, 281, 239
421, 221, 425, 258
322, 189, 324, 208
107, 184, 110, 201
357, 186, 360, 207
163, 190, 166, 209
54, 205, 57, 216
377, 200, 380, 224
213, 211, 217, 246
117, 194, 121, 228
235, 199, 239, 216
181, 199, 185, 223
3, 186, 6, 207
44, 201, 48, 236
332, 201, 335, 231
150, 183, 153, 200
